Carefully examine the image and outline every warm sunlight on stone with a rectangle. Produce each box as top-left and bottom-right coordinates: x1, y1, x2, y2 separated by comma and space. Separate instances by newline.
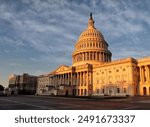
9, 13, 150, 97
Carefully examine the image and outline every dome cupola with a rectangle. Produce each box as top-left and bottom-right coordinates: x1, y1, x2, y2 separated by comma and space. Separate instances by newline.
72, 13, 112, 66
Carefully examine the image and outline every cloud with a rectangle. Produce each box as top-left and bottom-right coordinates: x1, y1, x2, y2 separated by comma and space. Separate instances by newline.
0, 0, 150, 87
8, 63, 22, 67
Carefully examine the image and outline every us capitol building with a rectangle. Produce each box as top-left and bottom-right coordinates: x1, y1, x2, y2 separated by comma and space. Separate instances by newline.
37, 13, 150, 96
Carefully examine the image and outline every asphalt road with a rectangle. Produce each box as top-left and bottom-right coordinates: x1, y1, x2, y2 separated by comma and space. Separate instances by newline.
0, 95, 150, 110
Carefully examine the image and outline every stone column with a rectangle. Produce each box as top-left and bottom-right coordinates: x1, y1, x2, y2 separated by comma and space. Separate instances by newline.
64, 74, 66, 85
92, 52, 94, 60
62, 74, 64, 84
56, 75, 58, 86
77, 73, 79, 86
68, 73, 70, 85
145, 66, 150, 82
83, 72, 85, 85
148, 66, 150, 82
98, 52, 100, 61
79, 72, 81, 85
89, 52, 91, 60
83, 53, 84, 60
79, 53, 80, 61
57, 75, 59, 85
85, 72, 87, 85
80, 72, 83, 85
82, 53, 83, 61
71, 73, 73, 85
58, 75, 59, 85
55, 76, 57, 86
101, 52, 103, 61
95, 52, 97, 61
65, 74, 66, 84
103, 53, 105, 62
82, 72, 84, 85
74, 73, 77, 86
87, 52, 89, 60
61, 74, 63, 84
49, 77, 51, 86
69, 73, 71, 85
79, 72, 80, 86
142, 66, 146, 82
53, 76, 55, 86
106, 54, 108, 62
82, 52, 84, 61
140, 66, 143, 82
52, 76, 54, 86
59, 75, 61, 84
66, 73, 68, 85
54, 76, 56, 86
75, 55, 77, 62
86, 72, 89, 86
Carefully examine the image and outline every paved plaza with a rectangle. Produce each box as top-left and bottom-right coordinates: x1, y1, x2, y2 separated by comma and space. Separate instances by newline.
0, 95, 150, 110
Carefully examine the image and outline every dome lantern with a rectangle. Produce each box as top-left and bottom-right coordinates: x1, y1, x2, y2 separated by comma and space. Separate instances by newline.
88, 12, 95, 29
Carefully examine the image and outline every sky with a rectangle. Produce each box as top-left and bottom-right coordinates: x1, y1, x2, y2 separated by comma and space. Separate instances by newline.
0, 0, 150, 87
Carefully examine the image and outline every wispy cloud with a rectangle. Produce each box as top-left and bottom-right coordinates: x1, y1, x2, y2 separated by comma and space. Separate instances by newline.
0, 0, 150, 86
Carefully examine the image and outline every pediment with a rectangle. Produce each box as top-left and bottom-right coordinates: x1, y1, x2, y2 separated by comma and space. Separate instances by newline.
54, 65, 69, 73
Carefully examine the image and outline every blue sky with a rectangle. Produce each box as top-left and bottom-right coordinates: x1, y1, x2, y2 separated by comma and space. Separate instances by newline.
0, 0, 150, 87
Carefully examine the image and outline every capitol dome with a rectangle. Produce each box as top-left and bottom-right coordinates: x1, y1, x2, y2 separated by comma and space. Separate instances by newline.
72, 13, 112, 66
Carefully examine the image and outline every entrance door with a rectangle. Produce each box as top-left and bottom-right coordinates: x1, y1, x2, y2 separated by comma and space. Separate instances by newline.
72, 89, 76, 96
11, 91, 14, 95
143, 87, 147, 95
65, 90, 69, 96
109, 89, 112, 95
